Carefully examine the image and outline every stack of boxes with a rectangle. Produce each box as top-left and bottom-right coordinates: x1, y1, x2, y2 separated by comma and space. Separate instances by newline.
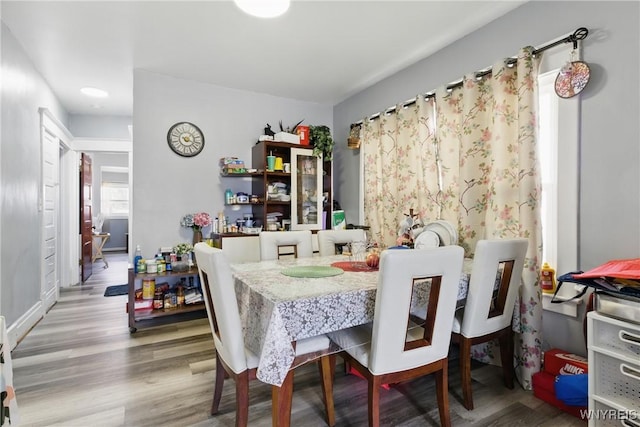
532, 348, 588, 419
220, 157, 246, 174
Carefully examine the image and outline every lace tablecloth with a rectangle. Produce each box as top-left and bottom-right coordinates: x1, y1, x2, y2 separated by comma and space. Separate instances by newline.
231, 255, 472, 386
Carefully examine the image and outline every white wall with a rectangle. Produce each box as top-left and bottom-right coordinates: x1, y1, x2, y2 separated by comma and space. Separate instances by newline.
1, 23, 68, 327
333, 1, 640, 355
132, 70, 333, 259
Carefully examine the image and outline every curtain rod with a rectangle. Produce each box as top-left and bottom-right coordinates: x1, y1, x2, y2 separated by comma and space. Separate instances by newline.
352, 27, 589, 126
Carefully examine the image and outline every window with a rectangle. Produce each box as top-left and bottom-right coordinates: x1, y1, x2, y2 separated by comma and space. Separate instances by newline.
537, 44, 580, 276
538, 73, 559, 268
101, 167, 129, 218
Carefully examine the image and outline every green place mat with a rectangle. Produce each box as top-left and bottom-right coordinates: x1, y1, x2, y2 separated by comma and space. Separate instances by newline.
281, 266, 344, 278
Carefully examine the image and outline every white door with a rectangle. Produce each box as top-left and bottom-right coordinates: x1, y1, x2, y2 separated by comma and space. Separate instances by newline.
42, 128, 60, 311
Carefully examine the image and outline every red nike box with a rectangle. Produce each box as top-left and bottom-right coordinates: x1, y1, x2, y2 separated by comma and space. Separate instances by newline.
532, 371, 587, 420
544, 348, 588, 376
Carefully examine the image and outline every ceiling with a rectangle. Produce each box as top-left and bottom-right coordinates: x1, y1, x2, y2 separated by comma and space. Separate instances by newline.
2, 1, 526, 116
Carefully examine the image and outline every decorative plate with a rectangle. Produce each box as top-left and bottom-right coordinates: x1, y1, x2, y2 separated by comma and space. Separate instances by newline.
424, 222, 450, 246
554, 61, 590, 99
414, 230, 441, 249
281, 266, 344, 278
331, 261, 378, 272
433, 220, 458, 245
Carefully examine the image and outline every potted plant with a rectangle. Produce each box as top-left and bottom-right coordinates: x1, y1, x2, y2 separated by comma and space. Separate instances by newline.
309, 125, 334, 161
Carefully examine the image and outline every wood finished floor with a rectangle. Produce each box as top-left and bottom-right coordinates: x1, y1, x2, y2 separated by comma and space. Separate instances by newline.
11, 252, 586, 427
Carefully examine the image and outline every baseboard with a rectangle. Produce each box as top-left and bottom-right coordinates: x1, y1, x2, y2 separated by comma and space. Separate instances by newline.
7, 301, 44, 350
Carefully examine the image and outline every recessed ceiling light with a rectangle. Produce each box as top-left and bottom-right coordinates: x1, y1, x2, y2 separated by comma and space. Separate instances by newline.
81, 87, 109, 98
234, 0, 290, 18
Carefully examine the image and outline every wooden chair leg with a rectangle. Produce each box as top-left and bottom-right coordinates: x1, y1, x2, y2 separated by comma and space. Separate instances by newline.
272, 369, 295, 427
499, 329, 515, 389
318, 355, 336, 427
459, 337, 474, 410
211, 351, 225, 415
368, 376, 381, 427
435, 360, 451, 427
235, 370, 250, 427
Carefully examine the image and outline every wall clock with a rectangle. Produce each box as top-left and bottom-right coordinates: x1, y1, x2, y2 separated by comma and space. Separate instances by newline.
167, 122, 205, 157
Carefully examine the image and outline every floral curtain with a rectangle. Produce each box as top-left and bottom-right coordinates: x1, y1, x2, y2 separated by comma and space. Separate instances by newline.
436, 47, 542, 389
362, 96, 439, 248
362, 47, 542, 389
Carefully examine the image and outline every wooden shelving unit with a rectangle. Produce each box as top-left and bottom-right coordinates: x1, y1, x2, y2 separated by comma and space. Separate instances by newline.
127, 266, 205, 333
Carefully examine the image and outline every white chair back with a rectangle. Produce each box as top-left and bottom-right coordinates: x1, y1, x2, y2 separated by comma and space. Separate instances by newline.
369, 245, 464, 375
459, 238, 528, 338
317, 229, 367, 256
259, 230, 313, 260
194, 243, 248, 374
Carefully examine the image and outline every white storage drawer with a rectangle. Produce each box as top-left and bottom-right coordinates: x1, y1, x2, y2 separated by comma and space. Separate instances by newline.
591, 350, 640, 411
589, 312, 640, 361
592, 400, 640, 427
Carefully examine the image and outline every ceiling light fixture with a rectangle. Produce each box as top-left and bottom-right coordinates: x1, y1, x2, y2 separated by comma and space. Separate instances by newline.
80, 87, 109, 98
234, 0, 290, 18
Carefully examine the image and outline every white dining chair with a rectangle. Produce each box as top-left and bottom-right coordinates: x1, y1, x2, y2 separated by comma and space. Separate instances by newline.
259, 230, 313, 260
328, 245, 464, 427
451, 238, 528, 410
193, 243, 335, 427
317, 229, 367, 256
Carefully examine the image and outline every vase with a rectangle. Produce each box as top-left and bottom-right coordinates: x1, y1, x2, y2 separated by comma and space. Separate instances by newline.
192, 228, 203, 245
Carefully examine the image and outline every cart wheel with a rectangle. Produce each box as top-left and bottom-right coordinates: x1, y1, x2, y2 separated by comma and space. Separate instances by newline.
129, 327, 137, 333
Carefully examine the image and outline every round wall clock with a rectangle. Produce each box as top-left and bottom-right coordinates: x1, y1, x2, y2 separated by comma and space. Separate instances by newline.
167, 122, 205, 157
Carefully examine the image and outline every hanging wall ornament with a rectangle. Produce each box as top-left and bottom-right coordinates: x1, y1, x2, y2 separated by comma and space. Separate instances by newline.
554, 48, 591, 98
347, 123, 361, 149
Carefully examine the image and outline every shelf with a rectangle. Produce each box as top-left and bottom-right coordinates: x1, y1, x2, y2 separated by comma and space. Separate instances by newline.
128, 267, 204, 332
225, 202, 263, 206
132, 302, 205, 321
220, 172, 263, 177
132, 268, 199, 280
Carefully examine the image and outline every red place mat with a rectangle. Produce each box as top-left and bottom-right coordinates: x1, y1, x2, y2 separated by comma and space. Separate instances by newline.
331, 261, 378, 272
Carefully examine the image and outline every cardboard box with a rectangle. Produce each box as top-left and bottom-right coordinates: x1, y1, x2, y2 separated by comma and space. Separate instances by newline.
274, 132, 300, 144
532, 371, 587, 420
297, 125, 310, 146
544, 349, 588, 376
332, 210, 346, 230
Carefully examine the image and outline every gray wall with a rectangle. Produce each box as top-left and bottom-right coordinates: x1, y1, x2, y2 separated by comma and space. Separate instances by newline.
69, 114, 132, 139
333, 1, 640, 355
132, 70, 333, 259
1, 23, 69, 325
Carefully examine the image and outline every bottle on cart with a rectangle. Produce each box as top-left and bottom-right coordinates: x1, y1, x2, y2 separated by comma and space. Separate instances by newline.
177, 285, 185, 307
134, 245, 143, 273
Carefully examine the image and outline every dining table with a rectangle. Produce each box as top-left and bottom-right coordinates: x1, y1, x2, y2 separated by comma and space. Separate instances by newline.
230, 254, 474, 387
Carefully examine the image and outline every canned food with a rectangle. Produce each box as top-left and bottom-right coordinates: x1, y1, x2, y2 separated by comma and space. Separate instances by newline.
137, 258, 147, 273
153, 289, 164, 310
142, 278, 156, 300
146, 260, 157, 274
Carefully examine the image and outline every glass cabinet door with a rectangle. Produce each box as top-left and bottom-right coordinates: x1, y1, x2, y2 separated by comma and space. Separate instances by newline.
290, 147, 323, 230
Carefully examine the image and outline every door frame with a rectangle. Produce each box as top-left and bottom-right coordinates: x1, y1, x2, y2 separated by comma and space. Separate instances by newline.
72, 137, 133, 260
40, 109, 73, 306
